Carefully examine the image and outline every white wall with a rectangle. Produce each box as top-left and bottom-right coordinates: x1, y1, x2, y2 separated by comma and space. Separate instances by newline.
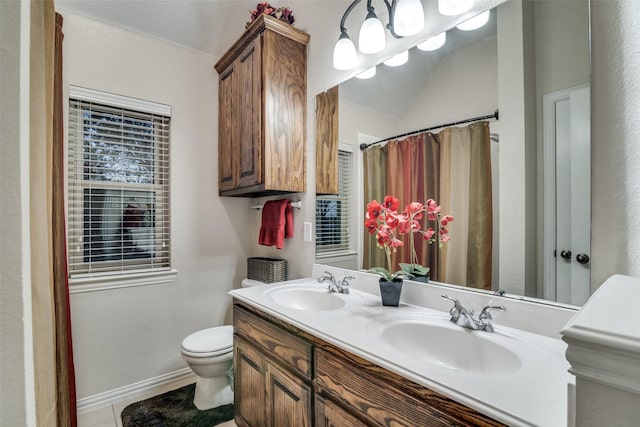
0, 1, 36, 425
400, 36, 498, 133
62, 12, 253, 400
591, 1, 640, 288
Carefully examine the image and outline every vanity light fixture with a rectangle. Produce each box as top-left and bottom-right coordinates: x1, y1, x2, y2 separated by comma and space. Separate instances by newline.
356, 66, 377, 79
333, 32, 359, 70
417, 31, 446, 51
384, 50, 409, 66
438, 0, 474, 16
456, 10, 490, 31
359, 5, 387, 54
332, 0, 425, 70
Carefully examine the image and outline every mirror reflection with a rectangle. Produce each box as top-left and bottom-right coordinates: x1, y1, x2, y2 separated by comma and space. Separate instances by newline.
316, 0, 591, 305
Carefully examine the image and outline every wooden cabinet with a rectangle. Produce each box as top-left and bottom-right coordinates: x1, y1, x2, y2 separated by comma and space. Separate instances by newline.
233, 300, 505, 427
215, 15, 309, 197
233, 303, 313, 427
315, 85, 339, 195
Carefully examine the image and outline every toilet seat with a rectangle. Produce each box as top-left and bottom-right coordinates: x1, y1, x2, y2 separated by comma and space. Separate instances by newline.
181, 325, 233, 358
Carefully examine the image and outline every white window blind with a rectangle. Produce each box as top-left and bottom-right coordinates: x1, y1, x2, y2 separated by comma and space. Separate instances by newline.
316, 150, 352, 254
67, 91, 171, 279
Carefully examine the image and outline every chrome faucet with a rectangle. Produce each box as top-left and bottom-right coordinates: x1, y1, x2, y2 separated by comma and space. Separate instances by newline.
317, 271, 353, 294
441, 295, 506, 332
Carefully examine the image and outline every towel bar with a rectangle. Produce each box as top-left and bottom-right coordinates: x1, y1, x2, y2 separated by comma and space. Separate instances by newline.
251, 200, 302, 210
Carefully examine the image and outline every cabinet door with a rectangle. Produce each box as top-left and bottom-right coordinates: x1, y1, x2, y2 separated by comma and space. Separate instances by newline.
265, 360, 312, 427
218, 65, 236, 192
315, 394, 367, 427
234, 337, 266, 427
236, 37, 262, 189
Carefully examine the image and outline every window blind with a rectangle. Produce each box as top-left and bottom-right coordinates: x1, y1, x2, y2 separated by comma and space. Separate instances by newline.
316, 150, 352, 254
68, 96, 171, 278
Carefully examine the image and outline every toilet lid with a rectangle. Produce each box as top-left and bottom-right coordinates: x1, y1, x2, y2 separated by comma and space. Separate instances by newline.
182, 325, 233, 354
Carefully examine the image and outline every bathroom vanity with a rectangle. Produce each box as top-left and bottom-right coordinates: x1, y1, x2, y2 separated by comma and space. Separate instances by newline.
233, 300, 502, 426
230, 272, 574, 426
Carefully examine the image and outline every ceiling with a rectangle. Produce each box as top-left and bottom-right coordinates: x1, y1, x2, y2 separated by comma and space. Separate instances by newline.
56, 0, 265, 57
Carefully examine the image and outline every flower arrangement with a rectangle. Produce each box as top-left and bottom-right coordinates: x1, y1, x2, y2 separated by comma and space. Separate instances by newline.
246, 2, 295, 28
365, 195, 453, 282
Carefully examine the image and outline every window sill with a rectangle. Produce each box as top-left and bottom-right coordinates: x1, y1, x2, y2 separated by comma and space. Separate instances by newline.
316, 251, 357, 263
69, 269, 178, 294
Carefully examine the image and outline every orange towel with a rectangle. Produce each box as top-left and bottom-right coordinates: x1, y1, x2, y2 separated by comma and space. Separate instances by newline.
259, 199, 294, 249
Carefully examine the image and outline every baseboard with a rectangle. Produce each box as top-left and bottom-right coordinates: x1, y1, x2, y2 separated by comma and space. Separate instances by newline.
77, 367, 197, 414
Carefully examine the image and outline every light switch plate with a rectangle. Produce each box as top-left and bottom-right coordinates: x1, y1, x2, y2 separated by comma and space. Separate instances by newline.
303, 222, 313, 242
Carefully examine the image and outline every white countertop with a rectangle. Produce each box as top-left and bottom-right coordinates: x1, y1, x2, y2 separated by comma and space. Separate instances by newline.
230, 278, 572, 426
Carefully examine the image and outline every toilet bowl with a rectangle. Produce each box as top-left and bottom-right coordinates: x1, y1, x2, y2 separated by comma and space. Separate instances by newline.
181, 278, 267, 410
181, 325, 234, 410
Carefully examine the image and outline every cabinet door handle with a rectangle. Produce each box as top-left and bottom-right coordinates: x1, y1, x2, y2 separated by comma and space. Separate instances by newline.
560, 250, 572, 260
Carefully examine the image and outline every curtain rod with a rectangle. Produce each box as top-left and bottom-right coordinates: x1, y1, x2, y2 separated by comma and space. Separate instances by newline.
359, 109, 499, 151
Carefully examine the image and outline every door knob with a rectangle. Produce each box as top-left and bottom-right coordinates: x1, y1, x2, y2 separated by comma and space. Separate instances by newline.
560, 250, 572, 260
576, 253, 590, 264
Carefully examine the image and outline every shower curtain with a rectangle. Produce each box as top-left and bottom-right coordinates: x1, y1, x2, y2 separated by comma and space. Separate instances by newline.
363, 121, 492, 289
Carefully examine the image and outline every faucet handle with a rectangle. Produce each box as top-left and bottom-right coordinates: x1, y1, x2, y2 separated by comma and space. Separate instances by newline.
441, 294, 463, 318
341, 276, 355, 286
441, 294, 461, 308
323, 271, 335, 280
479, 305, 506, 332
479, 305, 506, 319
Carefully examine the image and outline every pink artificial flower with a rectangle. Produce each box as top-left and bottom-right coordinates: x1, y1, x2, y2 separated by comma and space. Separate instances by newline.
386, 211, 400, 229
367, 200, 382, 219
426, 199, 441, 221
440, 214, 454, 226
389, 237, 404, 248
423, 227, 436, 241
405, 202, 424, 219
365, 217, 378, 234
382, 195, 400, 212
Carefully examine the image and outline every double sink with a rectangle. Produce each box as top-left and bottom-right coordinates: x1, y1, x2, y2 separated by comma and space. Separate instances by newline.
232, 277, 571, 426
264, 281, 521, 376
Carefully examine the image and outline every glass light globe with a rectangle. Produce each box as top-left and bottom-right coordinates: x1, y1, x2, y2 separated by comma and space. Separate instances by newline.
438, 0, 474, 16
358, 10, 386, 54
417, 32, 447, 52
333, 33, 358, 70
393, 0, 425, 37
356, 66, 376, 79
384, 50, 409, 67
456, 10, 490, 31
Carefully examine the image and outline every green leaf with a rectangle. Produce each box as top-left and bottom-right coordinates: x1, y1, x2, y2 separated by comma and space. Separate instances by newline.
367, 266, 393, 281
398, 263, 430, 276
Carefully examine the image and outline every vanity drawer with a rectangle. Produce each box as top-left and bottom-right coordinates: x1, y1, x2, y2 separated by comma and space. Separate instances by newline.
315, 346, 505, 427
233, 304, 313, 380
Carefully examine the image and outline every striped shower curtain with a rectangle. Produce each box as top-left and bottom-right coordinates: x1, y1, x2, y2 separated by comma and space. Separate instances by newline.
363, 121, 493, 290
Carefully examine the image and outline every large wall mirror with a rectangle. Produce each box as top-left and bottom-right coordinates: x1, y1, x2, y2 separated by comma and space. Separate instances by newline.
316, 0, 591, 306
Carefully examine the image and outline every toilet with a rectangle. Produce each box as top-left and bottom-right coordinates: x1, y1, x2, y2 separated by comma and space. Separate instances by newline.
181, 278, 266, 410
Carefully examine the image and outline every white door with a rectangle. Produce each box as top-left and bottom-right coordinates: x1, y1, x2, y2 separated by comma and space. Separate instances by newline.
543, 85, 591, 305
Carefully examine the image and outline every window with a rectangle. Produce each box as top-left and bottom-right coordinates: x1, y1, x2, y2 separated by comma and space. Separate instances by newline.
316, 149, 352, 255
67, 87, 171, 282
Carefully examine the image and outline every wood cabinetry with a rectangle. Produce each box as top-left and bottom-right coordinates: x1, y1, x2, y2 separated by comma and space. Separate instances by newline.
233, 300, 505, 427
233, 303, 313, 427
315, 85, 339, 195
214, 15, 309, 197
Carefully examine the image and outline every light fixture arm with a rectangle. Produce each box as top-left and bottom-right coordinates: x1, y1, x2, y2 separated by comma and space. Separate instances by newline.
339, 0, 404, 39
382, 0, 403, 39
339, 0, 362, 34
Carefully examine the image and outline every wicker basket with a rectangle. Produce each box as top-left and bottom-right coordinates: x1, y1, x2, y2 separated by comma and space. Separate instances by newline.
247, 257, 287, 284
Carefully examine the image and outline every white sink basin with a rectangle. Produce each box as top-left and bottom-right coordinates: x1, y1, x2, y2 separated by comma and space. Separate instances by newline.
377, 317, 522, 375
265, 286, 348, 311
